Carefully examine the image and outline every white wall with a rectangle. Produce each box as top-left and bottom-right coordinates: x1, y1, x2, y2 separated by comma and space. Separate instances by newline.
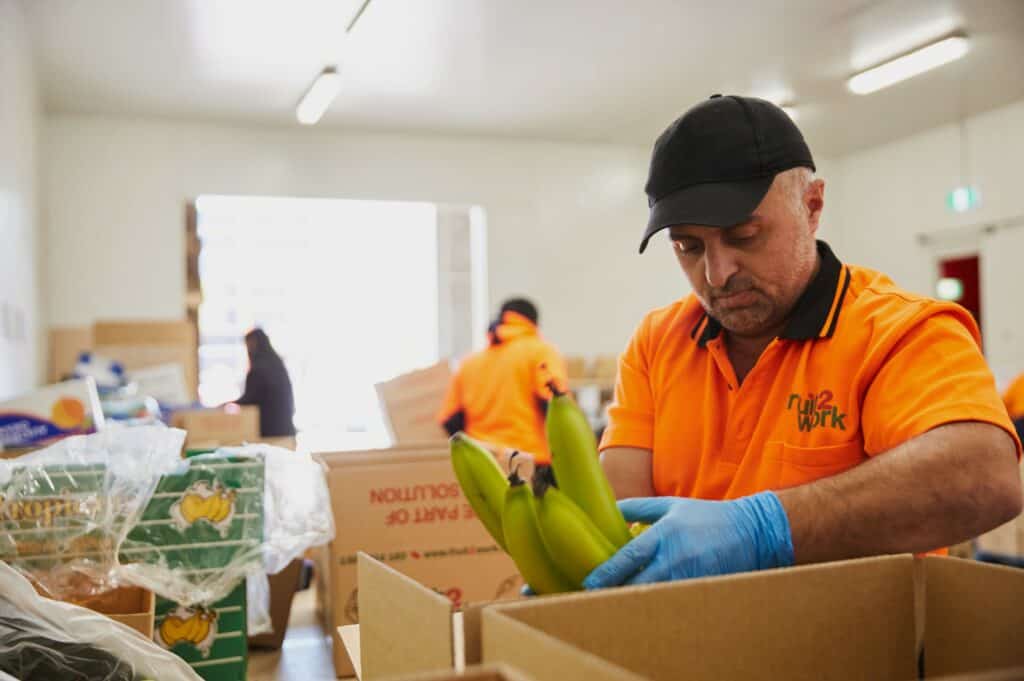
44, 114, 686, 357
0, 0, 41, 399
827, 98, 1024, 381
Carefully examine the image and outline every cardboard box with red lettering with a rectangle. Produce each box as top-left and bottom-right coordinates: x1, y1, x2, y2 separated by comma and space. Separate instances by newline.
355, 552, 1024, 681
315, 446, 520, 677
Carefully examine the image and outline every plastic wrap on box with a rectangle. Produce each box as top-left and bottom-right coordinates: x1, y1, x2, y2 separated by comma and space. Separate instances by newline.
120, 444, 333, 635
0, 426, 186, 599
0, 561, 201, 681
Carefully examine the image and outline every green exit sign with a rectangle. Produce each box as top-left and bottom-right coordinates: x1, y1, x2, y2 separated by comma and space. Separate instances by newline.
947, 186, 980, 213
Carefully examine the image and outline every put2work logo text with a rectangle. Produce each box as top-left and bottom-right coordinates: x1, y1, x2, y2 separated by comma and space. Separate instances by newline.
787, 390, 847, 432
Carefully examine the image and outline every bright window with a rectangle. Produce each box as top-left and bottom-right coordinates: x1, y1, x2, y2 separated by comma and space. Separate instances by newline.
195, 195, 440, 451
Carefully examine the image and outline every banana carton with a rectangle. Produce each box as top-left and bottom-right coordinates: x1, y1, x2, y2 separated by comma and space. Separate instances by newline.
482, 555, 1024, 681
361, 664, 536, 681
154, 581, 247, 681
0, 378, 104, 449
315, 446, 520, 678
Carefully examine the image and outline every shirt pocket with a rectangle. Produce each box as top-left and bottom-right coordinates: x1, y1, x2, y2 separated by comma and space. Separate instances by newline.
765, 440, 866, 489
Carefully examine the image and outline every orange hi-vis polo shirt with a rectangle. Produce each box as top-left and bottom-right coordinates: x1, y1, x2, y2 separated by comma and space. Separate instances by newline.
1002, 373, 1024, 420
437, 312, 568, 463
600, 241, 1021, 501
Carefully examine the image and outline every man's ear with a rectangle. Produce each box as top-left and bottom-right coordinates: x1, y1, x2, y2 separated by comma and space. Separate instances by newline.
806, 179, 825, 234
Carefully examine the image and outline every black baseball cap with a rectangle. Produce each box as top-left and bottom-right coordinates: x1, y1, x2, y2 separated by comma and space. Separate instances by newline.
639, 94, 815, 253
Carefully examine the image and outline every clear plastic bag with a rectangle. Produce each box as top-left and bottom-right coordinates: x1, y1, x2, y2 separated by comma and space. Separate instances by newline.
0, 560, 202, 681
0, 426, 186, 600
118, 443, 333, 634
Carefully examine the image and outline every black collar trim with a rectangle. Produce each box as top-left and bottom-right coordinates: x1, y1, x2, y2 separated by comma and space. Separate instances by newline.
689, 240, 849, 348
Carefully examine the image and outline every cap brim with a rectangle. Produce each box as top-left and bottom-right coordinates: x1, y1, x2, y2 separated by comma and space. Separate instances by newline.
639, 175, 775, 253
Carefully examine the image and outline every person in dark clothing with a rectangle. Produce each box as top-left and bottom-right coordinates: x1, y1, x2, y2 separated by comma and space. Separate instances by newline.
235, 328, 296, 437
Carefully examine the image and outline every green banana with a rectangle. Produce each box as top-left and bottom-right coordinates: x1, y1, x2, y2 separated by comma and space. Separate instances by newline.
502, 467, 575, 595
545, 386, 632, 548
450, 432, 508, 551
533, 468, 615, 589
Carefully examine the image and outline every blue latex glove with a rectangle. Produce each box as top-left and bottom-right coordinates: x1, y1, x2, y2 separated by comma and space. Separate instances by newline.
583, 491, 794, 589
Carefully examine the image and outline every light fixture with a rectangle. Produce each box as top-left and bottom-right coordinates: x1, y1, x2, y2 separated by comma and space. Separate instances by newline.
296, 67, 342, 125
936, 277, 964, 302
847, 34, 969, 95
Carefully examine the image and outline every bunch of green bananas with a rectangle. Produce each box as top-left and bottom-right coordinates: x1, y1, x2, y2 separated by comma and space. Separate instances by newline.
449, 389, 634, 594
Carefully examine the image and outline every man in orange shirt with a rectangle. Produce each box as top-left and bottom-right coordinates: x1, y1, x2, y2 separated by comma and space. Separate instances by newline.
437, 298, 567, 464
586, 95, 1022, 589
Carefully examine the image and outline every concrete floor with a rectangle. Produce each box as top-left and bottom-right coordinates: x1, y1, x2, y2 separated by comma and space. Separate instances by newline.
249, 588, 347, 681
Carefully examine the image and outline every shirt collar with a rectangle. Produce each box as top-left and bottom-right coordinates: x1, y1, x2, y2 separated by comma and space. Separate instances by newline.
690, 240, 851, 348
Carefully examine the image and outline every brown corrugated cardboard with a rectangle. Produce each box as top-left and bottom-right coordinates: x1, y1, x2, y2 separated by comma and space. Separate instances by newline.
481, 556, 1024, 681
485, 555, 916, 681
92, 319, 199, 400
317, 447, 520, 678
59, 585, 156, 640
248, 559, 303, 649
92, 320, 196, 346
170, 406, 260, 448
372, 664, 537, 681
375, 362, 451, 444
924, 557, 1024, 677
358, 553, 453, 680
933, 670, 1024, 680
48, 325, 93, 382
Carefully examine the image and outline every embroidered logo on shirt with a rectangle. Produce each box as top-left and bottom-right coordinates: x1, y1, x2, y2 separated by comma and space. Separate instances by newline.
787, 391, 847, 432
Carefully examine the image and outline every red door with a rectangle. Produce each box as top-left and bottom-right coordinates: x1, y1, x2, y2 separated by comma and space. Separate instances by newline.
939, 254, 981, 334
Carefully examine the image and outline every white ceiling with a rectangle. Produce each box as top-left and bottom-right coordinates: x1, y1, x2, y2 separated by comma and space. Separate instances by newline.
21, 0, 1024, 157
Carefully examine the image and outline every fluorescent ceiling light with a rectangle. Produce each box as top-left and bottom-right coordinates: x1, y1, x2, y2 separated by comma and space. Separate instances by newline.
847, 35, 969, 95
296, 67, 342, 125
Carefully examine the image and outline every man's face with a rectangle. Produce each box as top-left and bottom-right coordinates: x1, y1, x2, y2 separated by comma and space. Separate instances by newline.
667, 173, 824, 338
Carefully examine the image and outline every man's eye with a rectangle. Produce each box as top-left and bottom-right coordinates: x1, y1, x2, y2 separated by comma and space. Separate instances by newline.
672, 240, 701, 255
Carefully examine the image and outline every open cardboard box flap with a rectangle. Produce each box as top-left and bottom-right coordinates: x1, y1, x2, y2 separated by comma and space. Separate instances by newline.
484, 555, 1024, 681
356, 552, 1024, 681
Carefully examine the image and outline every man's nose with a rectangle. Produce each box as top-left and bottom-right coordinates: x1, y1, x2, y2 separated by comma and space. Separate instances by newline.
704, 245, 740, 288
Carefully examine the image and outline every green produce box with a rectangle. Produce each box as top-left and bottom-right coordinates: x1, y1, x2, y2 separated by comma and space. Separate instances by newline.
154, 580, 248, 681
121, 454, 265, 579
0, 463, 117, 587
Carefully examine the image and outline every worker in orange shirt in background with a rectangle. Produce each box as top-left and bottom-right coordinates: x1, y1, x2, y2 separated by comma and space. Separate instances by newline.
437, 298, 567, 464
1003, 372, 1024, 420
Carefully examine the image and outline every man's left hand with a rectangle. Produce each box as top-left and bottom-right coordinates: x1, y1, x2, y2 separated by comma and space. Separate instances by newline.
583, 492, 795, 588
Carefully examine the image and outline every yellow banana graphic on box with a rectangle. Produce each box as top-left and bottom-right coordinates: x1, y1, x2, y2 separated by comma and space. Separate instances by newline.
156, 606, 218, 658
170, 480, 237, 537
546, 386, 632, 548
502, 466, 575, 595
450, 432, 508, 551
533, 468, 615, 589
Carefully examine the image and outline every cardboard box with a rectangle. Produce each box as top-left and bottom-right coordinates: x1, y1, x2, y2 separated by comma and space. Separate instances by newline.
316, 446, 521, 678
48, 325, 94, 383
375, 362, 452, 444
366, 665, 535, 681
247, 558, 303, 649
65, 585, 156, 640
482, 555, 1024, 681
155, 581, 248, 681
170, 406, 260, 449
92, 319, 199, 401
354, 553, 1024, 681
0, 378, 104, 449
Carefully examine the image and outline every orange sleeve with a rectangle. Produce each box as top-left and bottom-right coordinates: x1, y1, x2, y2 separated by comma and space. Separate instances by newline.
436, 366, 463, 423
599, 318, 655, 451
535, 343, 569, 401
862, 309, 1022, 457
1002, 373, 1024, 420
